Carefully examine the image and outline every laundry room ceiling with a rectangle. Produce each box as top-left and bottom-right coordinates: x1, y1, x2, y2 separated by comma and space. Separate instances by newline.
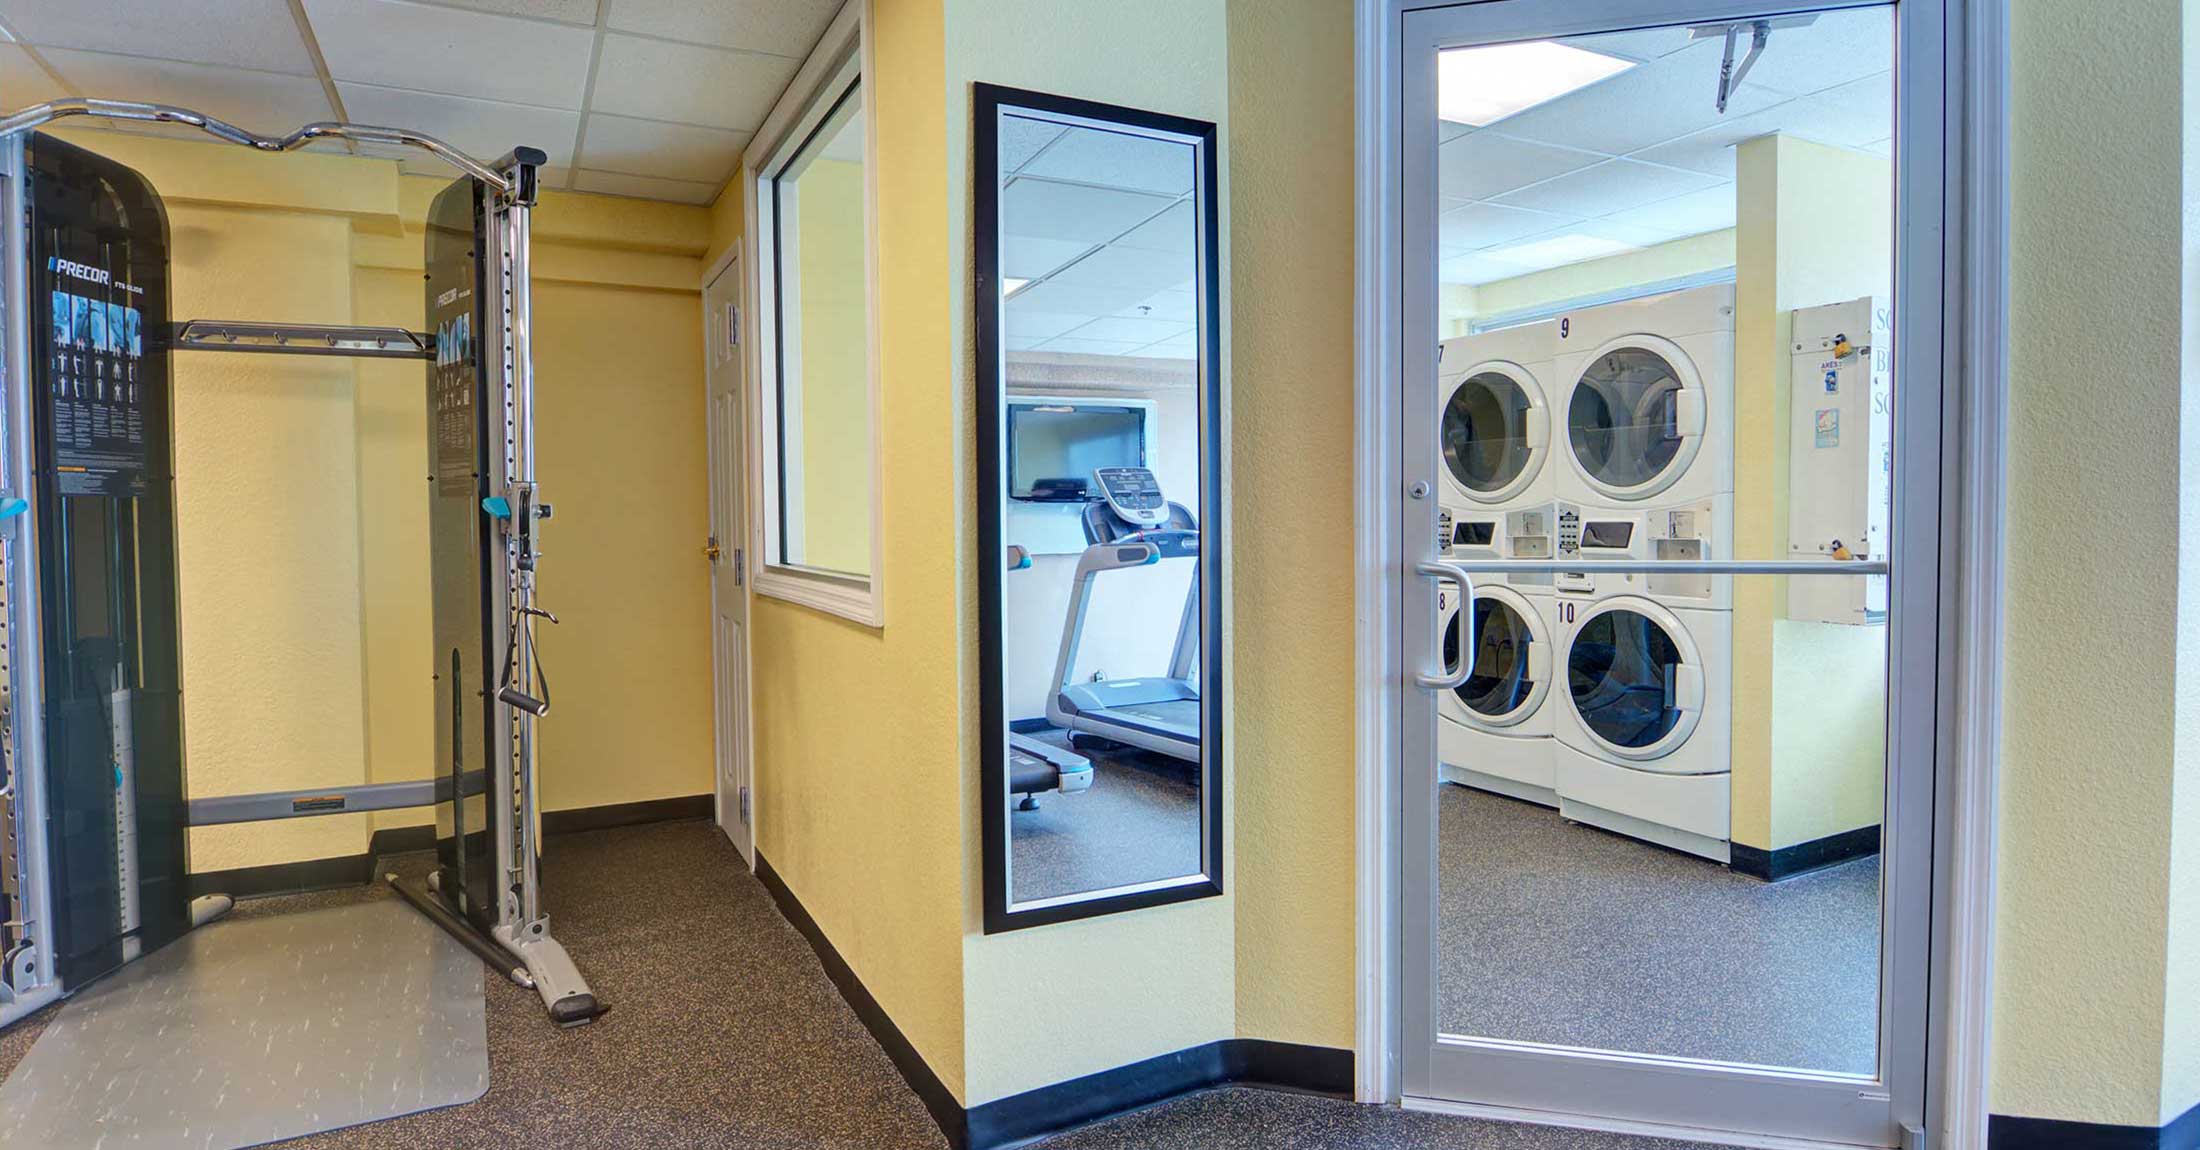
1439, 9, 1892, 287
0, 0, 846, 204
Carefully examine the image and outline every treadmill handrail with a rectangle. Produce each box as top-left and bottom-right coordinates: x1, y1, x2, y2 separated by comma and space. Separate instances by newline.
0, 98, 515, 193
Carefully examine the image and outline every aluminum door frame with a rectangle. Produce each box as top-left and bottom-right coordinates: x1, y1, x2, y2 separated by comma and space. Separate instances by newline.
1397, 1, 1954, 1145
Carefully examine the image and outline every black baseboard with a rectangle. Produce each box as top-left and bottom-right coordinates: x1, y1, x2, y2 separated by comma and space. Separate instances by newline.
754, 852, 968, 1144
186, 824, 436, 900
542, 793, 714, 836
1992, 1100, 2200, 1150
1730, 824, 1881, 882
186, 793, 713, 901
754, 849, 1352, 1150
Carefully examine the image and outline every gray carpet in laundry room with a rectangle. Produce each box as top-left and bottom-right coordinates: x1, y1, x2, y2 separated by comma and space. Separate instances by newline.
1, 818, 1750, 1150
1436, 784, 1883, 1074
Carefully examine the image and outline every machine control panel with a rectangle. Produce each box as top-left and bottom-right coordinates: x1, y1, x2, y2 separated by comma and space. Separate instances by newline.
1094, 466, 1169, 527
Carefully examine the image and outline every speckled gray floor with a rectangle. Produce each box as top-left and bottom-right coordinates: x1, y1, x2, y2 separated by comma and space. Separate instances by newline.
1009, 733, 1201, 903
0, 818, 1757, 1150
1437, 785, 1882, 1074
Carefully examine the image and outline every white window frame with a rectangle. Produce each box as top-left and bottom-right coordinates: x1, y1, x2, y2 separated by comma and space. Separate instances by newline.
743, 0, 884, 626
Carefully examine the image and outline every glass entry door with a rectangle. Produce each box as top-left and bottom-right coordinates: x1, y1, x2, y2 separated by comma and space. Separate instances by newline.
1399, 1, 1946, 1144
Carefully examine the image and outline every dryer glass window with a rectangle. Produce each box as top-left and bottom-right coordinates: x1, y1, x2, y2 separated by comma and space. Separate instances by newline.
1567, 347, 1685, 491
1451, 595, 1537, 718
1566, 608, 1684, 749
1442, 371, 1534, 495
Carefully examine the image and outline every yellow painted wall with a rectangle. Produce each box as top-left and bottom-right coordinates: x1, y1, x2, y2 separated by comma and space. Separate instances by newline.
793, 156, 873, 575
1224, 0, 1357, 1053
746, 0, 972, 1104
1455, 229, 1735, 328
2000, 0, 2185, 1127
48, 127, 718, 872
945, 0, 1236, 1105
1729, 135, 1890, 853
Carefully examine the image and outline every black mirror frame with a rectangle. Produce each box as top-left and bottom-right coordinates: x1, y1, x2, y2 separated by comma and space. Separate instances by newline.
975, 82, 1225, 934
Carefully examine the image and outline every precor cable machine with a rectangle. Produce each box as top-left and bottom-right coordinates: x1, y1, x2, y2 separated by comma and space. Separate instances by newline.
0, 99, 599, 1031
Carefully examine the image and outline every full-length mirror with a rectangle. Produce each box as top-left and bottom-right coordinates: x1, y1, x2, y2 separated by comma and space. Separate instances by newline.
975, 85, 1221, 932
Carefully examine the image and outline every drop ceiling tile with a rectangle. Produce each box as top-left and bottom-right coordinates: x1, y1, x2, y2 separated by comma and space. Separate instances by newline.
0, 0, 315, 74
1568, 26, 1698, 62
1000, 179, 1175, 246
1566, 215, 1687, 248
1861, 136, 1892, 158
999, 115, 1067, 173
1046, 243, 1194, 295
1009, 277, 1151, 319
1001, 234, 1090, 281
1018, 125, 1194, 196
1003, 308, 1091, 342
1629, 73, 1891, 176
1438, 131, 1604, 204
1439, 121, 1473, 143
607, 0, 839, 59
426, 0, 598, 22
1441, 251, 1537, 286
37, 49, 333, 134
579, 113, 747, 183
1039, 336, 1145, 357
1005, 333, 1046, 351
572, 167, 721, 204
1490, 38, 1787, 156
339, 82, 580, 169
1065, 316, 1189, 345
303, 0, 594, 108
1596, 183, 1736, 238
1116, 289, 1196, 323
590, 34, 799, 131
1442, 202, 1569, 252
1134, 333, 1197, 360
1726, 7, 1894, 97
1491, 158, 1721, 218
1111, 200, 1196, 254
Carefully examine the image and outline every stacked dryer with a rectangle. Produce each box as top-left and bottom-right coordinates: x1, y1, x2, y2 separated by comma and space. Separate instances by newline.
1435, 320, 1563, 807
1549, 285, 1737, 862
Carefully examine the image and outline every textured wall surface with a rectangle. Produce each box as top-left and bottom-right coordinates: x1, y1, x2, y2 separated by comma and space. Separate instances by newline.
745, 0, 973, 1102
1999, 0, 2181, 1126
1222, 0, 1358, 1054
946, 0, 1237, 1106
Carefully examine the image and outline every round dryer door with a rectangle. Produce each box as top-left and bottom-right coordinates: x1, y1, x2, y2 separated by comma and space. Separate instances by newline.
1440, 361, 1548, 504
1563, 597, 1704, 764
1443, 586, 1550, 729
1565, 334, 1705, 501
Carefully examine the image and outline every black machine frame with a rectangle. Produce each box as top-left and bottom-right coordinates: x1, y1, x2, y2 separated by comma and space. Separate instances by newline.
0, 99, 597, 1030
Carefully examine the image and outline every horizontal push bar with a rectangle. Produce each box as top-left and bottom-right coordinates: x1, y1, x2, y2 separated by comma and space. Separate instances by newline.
172, 320, 434, 360
0, 99, 513, 192
186, 772, 485, 826
1435, 558, 1891, 576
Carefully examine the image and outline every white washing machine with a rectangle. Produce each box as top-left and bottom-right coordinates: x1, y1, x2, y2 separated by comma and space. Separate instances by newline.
1439, 319, 1559, 511
1551, 496, 1734, 861
1552, 285, 1735, 507
1438, 502, 1560, 804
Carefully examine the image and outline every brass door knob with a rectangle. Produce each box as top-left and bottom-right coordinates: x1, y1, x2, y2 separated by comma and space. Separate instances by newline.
703, 542, 722, 562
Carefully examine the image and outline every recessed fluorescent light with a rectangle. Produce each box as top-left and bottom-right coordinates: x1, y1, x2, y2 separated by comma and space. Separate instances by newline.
1438, 41, 1635, 127
1003, 277, 1031, 296
1484, 232, 1638, 271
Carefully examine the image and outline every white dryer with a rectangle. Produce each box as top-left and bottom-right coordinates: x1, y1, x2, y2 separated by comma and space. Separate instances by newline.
1552, 285, 1735, 506
1438, 319, 1558, 511
1439, 502, 1560, 804
1551, 496, 1734, 861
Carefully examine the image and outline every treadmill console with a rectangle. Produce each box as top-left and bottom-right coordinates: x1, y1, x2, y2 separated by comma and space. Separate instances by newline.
1094, 467, 1169, 528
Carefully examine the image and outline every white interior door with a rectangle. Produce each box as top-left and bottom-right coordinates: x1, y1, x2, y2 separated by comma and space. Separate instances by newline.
1398, 1, 1950, 1146
704, 255, 753, 864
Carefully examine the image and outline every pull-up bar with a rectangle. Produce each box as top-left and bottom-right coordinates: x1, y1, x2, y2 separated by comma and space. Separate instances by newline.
0, 98, 516, 194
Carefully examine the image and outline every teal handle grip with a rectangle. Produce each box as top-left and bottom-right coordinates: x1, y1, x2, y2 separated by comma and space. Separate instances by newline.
482, 496, 512, 519
0, 497, 26, 522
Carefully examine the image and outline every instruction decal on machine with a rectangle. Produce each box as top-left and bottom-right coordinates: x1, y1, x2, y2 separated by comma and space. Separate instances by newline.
431, 290, 476, 496
48, 280, 150, 495
1815, 407, 1840, 448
